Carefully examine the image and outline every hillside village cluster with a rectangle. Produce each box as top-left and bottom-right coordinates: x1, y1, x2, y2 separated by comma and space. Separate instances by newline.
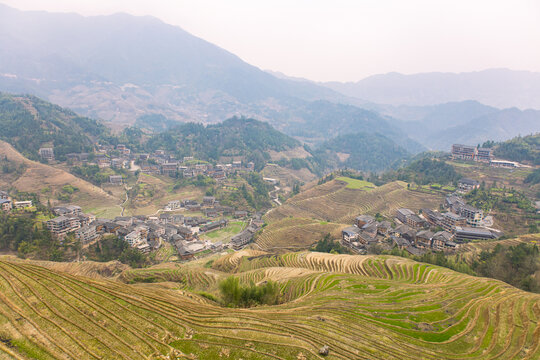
342, 177, 502, 255
451, 143, 529, 168
1, 189, 263, 260
39, 144, 255, 183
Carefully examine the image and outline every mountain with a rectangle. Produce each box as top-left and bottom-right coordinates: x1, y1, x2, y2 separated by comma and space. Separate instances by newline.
324, 69, 540, 110
0, 92, 108, 161
426, 107, 540, 151
0, 4, 422, 153
375, 100, 540, 151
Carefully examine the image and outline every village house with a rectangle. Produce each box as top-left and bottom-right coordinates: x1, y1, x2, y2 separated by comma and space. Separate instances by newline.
355, 215, 375, 228
0, 190, 8, 199
392, 224, 416, 243
200, 219, 228, 233
415, 230, 434, 249
109, 175, 123, 185
431, 231, 457, 252
341, 226, 360, 243
234, 210, 248, 218
203, 196, 216, 206
13, 200, 33, 209
166, 200, 181, 211
454, 226, 498, 242
391, 236, 410, 250
0, 199, 12, 212
458, 178, 480, 193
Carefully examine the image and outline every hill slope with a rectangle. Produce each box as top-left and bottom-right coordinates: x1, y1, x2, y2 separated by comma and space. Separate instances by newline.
0, 92, 108, 161
0, 252, 538, 359
0, 140, 119, 213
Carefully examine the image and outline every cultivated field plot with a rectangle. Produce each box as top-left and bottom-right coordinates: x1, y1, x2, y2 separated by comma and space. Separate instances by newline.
0, 252, 538, 359
459, 233, 540, 255
200, 221, 247, 243
255, 218, 346, 251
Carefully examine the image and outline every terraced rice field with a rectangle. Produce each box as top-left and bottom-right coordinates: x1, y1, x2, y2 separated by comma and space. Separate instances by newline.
259, 180, 442, 250
0, 251, 538, 359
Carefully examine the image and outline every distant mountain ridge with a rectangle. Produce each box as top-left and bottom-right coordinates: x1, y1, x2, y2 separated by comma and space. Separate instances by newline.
323, 69, 540, 110
376, 100, 540, 151
0, 3, 423, 154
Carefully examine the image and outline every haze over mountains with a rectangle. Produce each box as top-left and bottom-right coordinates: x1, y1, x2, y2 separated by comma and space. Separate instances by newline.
0, 3, 539, 154
324, 69, 540, 110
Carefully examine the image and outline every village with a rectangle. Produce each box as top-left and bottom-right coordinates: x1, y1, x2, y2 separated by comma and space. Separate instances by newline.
39, 143, 256, 184
341, 176, 503, 256
1, 187, 263, 261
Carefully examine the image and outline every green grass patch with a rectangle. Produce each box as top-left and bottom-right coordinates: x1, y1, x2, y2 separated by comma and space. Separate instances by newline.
335, 177, 376, 190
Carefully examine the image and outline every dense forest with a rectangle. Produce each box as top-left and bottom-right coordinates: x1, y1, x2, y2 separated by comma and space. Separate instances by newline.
493, 133, 540, 165
143, 117, 300, 170
391, 158, 460, 185
313, 132, 410, 172
0, 93, 108, 161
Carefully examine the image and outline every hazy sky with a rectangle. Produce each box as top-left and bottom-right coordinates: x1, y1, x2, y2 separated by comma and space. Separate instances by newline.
3, 0, 540, 82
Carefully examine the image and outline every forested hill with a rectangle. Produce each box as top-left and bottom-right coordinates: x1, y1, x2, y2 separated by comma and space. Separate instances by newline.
145, 117, 301, 169
493, 133, 540, 165
312, 132, 410, 172
0, 93, 108, 161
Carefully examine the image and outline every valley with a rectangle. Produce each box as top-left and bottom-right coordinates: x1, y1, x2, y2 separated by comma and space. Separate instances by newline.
0, 3, 539, 359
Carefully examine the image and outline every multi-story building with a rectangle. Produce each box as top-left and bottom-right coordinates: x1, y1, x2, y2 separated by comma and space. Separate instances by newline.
46, 216, 81, 237
38, 147, 55, 161
458, 204, 483, 227
161, 163, 178, 177
396, 208, 415, 224
441, 212, 466, 232
124, 231, 142, 246
421, 208, 443, 227
53, 205, 82, 217
75, 225, 98, 244
452, 144, 477, 161
476, 148, 493, 162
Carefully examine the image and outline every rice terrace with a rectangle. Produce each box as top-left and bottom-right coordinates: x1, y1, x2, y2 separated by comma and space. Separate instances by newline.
0, 251, 538, 359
